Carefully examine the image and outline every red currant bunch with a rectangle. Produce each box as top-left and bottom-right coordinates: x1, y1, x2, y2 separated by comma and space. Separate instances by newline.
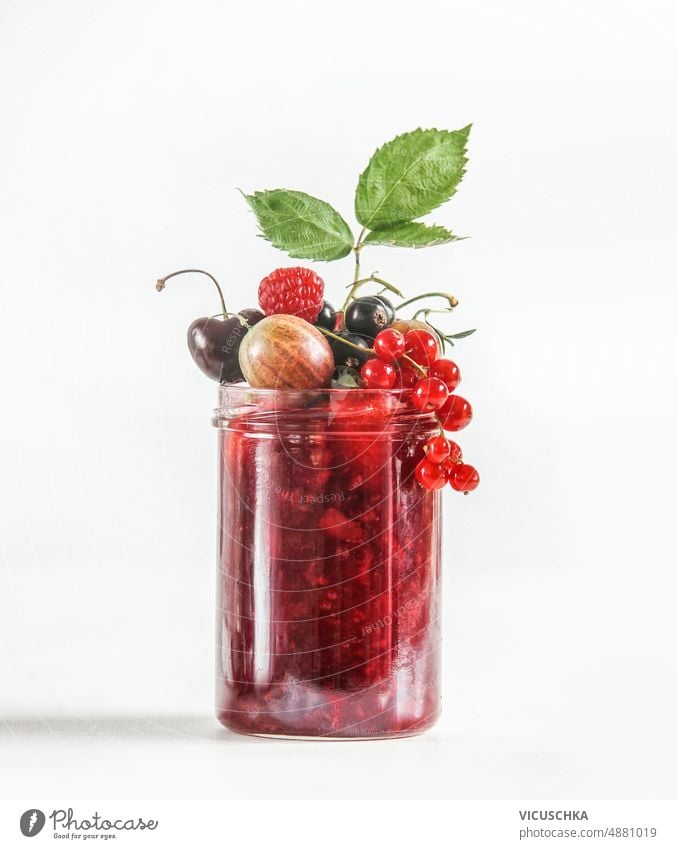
360, 314, 478, 489
416, 434, 480, 494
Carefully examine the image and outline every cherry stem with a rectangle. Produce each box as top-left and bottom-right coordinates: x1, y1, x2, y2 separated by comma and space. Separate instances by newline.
209, 311, 251, 328
395, 292, 459, 311
156, 269, 228, 317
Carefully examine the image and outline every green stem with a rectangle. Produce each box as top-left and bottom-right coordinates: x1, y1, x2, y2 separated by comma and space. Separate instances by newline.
318, 326, 375, 355
402, 354, 427, 376
395, 292, 458, 312
413, 307, 457, 321
341, 228, 368, 312
156, 268, 228, 316
366, 275, 404, 297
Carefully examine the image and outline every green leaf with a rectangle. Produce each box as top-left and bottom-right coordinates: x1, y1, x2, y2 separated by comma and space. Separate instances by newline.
243, 189, 354, 261
445, 329, 476, 340
331, 365, 362, 388
355, 126, 471, 230
363, 221, 462, 248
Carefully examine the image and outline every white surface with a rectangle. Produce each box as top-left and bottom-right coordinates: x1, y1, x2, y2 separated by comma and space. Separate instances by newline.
1, 0, 676, 801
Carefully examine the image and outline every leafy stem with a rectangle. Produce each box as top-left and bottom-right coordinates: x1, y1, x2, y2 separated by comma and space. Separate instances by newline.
341, 228, 368, 312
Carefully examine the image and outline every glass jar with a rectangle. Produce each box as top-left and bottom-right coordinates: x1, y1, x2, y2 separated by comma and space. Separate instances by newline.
213, 386, 442, 739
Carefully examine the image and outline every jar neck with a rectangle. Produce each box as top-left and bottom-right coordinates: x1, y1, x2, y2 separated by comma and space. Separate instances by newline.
212, 385, 439, 436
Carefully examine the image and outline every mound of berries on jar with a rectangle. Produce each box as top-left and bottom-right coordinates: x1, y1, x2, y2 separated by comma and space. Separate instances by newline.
157, 124, 480, 497
157, 125, 482, 738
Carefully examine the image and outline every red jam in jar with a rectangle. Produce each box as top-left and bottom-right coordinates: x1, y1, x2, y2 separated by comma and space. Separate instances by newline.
213, 387, 442, 739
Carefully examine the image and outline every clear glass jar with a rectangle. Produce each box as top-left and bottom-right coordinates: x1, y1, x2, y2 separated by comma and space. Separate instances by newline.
213, 386, 442, 739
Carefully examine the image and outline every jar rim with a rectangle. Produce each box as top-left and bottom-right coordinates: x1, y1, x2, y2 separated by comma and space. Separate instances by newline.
217, 384, 410, 396
212, 384, 437, 433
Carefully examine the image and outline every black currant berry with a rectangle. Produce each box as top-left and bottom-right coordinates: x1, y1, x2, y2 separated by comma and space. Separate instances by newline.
328, 331, 372, 369
374, 294, 396, 323
344, 295, 395, 339
314, 300, 337, 331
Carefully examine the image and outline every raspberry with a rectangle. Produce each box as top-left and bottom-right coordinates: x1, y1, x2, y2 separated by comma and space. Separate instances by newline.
258, 267, 325, 323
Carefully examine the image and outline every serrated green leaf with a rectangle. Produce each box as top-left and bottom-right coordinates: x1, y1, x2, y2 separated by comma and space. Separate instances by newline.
363, 221, 462, 248
244, 189, 353, 261
355, 126, 471, 230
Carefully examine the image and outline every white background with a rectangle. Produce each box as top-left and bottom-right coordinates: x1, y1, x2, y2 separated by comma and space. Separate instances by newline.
1, 0, 676, 803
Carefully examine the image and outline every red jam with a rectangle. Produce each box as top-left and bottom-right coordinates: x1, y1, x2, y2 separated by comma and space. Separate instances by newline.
215, 388, 441, 738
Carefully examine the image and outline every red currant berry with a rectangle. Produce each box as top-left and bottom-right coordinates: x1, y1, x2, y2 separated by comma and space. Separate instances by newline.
429, 358, 461, 393
449, 463, 480, 493
393, 363, 419, 389
411, 377, 449, 412
415, 458, 449, 491
361, 358, 396, 389
426, 435, 451, 463
439, 394, 473, 431
444, 440, 463, 464
404, 329, 439, 367
373, 328, 406, 364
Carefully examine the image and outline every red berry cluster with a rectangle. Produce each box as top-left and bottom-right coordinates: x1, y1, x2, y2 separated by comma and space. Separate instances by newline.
362, 327, 480, 495
258, 267, 325, 323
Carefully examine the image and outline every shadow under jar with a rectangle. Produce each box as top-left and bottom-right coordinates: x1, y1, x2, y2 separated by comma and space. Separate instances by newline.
213, 386, 442, 739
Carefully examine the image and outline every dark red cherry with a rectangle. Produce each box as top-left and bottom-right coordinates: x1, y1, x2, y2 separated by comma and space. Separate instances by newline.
156, 269, 263, 384
188, 308, 263, 383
